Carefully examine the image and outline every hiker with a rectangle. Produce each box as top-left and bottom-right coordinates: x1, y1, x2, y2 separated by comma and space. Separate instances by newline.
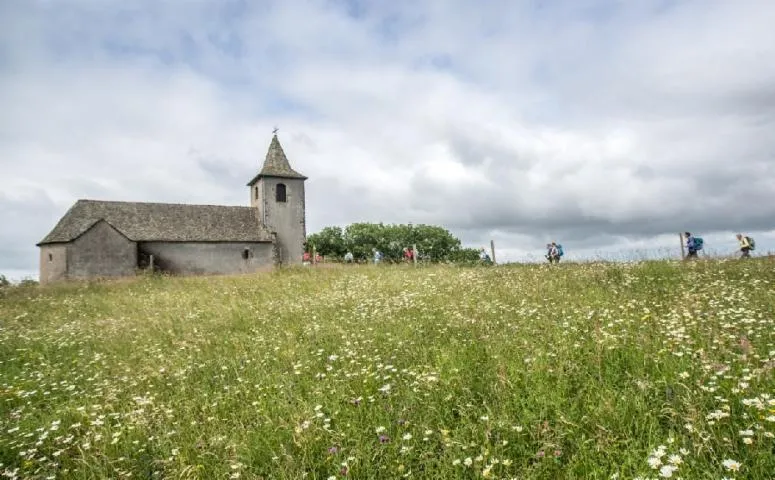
545, 243, 552, 263
373, 249, 383, 264
736, 234, 755, 258
548, 241, 564, 264
302, 251, 311, 266
684, 232, 703, 259
403, 247, 414, 263
479, 248, 492, 264
545, 243, 557, 264
344, 251, 354, 263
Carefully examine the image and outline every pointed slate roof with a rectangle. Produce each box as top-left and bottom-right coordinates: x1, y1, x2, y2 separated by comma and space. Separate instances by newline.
247, 134, 307, 185
37, 199, 274, 245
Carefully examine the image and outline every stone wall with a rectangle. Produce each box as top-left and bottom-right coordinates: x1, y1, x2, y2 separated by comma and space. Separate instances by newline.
139, 241, 274, 275
39, 244, 67, 284
67, 220, 137, 280
250, 181, 263, 209
257, 177, 306, 265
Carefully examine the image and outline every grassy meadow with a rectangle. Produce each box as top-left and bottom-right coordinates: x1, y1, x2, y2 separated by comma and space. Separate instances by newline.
1, 259, 774, 479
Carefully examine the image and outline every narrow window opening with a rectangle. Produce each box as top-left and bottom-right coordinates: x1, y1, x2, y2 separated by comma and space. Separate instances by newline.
48, 253, 53, 262
254, 186, 258, 200
242, 248, 251, 260
276, 183, 287, 202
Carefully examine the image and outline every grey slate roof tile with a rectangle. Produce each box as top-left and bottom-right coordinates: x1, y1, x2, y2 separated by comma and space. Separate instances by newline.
247, 134, 307, 185
38, 200, 274, 245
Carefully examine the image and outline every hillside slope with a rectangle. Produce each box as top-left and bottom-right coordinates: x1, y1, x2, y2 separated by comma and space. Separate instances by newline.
1, 260, 774, 479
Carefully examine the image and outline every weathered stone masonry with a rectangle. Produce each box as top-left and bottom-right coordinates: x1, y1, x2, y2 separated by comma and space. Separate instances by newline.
36, 134, 307, 283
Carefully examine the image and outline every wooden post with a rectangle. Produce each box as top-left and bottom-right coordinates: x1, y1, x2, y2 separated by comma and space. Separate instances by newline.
679, 233, 685, 259
412, 244, 417, 267
490, 240, 496, 265
149, 254, 154, 272
312, 246, 317, 266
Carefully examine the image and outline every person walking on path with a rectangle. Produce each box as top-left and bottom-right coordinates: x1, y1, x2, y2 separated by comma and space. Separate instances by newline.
684, 232, 703, 259
545, 243, 555, 264
551, 242, 563, 263
736, 234, 755, 258
479, 248, 492, 264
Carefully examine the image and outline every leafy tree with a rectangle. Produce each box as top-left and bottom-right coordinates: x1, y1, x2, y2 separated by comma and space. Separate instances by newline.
0, 274, 10, 288
306, 222, 473, 263
306, 226, 346, 257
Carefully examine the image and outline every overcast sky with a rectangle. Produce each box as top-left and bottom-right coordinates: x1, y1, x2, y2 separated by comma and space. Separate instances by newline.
2, 0, 775, 279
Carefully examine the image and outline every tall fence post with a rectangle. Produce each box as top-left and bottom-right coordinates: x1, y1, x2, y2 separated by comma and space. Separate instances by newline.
490, 239, 496, 265
679, 233, 685, 259
412, 244, 417, 267
312, 246, 317, 266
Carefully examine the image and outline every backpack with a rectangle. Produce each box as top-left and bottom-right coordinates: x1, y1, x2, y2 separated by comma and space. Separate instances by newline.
746, 236, 755, 250
557, 244, 564, 257
693, 237, 704, 250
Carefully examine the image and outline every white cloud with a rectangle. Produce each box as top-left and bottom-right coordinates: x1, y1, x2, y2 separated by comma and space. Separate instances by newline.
2, 0, 775, 277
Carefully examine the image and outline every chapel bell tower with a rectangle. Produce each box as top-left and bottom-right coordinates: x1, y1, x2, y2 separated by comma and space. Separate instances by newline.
247, 132, 307, 265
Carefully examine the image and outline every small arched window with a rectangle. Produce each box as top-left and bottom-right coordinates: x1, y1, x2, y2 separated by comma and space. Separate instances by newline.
276, 183, 287, 202
254, 186, 258, 200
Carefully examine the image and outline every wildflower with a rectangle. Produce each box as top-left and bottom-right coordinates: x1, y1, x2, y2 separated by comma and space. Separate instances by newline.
379, 435, 389, 444
667, 454, 682, 465
648, 456, 662, 469
402, 433, 412, 441
452, 459, 461, 466
375, 426, 386, 434
463, 457, 472, 466
659, 465, 677, 478
722, 459, 741, 471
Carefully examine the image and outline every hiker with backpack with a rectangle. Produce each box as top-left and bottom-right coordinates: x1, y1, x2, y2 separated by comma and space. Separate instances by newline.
736, 234, 755, 258
545, 241, 564, 264
479, 247, 492, 264
684, 232, 703, 259
545, 243, 555, 263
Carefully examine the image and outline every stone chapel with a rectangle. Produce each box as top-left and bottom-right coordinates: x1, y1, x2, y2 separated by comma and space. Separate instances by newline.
37, 133, 307, 284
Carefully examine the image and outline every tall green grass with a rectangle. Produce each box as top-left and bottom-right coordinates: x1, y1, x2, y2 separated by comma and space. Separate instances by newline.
1, 259, 774, 479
